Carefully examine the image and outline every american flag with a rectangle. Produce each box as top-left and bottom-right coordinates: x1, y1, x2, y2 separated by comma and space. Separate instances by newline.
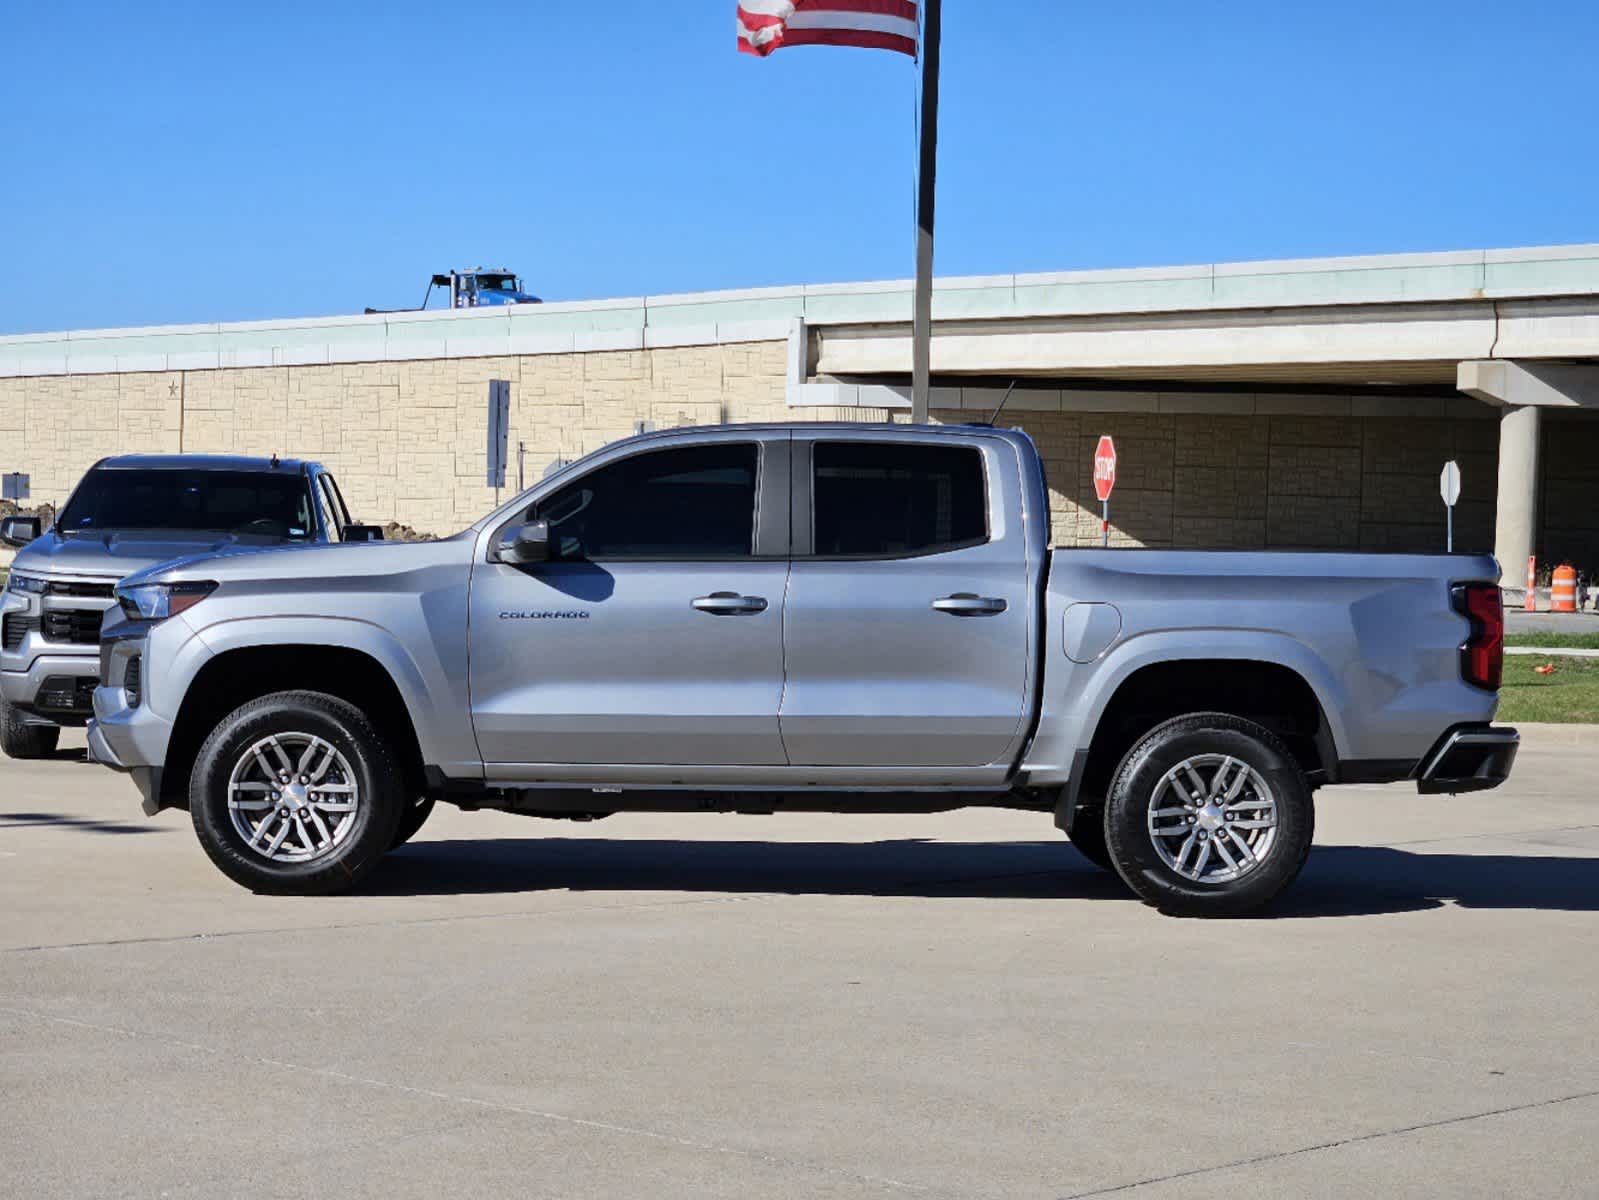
737, 1, 919, 58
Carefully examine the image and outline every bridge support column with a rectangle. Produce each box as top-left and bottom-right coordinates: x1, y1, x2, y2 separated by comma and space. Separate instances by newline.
1493, 404, 1541, 577
1459, 361, 1599, 581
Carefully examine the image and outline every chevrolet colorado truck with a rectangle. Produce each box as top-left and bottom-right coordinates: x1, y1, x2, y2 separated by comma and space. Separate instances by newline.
86, 424, 1517, 916
1, 454, 376, 758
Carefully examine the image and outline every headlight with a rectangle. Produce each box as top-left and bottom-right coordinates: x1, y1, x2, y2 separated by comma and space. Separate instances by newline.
5, 572, 49, 595
116, 581, 217, 622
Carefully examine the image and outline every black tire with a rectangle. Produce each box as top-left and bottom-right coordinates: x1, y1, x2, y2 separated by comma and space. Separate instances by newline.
0, 701, 59, 760
389, 794, 436, 850
189, 690, 405, 895
1104, 713, 1314, 917
1063, 798, 1115, 872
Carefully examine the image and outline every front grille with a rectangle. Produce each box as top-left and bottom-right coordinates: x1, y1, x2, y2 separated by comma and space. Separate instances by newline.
36, 675, 97, 714
47, 580, 116, 599
124, 654, 142, 708
2, 613, 35, 651
42, 609, 103, 645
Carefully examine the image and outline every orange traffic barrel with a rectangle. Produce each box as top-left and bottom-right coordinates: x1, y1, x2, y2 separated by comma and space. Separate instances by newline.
1552, 563, 1578, 612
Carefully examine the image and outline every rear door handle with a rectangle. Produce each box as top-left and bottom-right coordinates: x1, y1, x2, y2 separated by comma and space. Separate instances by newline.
932, 593, 1008, 616
692, 592, 769, 615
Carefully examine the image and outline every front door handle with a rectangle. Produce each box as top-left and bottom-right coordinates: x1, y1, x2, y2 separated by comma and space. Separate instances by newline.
932, 593, 1008, 617
692, 592, 769, 615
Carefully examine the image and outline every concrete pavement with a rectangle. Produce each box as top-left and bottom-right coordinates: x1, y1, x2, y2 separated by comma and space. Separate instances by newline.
2, 728, 1597, 1199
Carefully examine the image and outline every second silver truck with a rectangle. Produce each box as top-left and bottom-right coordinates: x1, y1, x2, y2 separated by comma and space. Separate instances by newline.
85, 423, 1517, 916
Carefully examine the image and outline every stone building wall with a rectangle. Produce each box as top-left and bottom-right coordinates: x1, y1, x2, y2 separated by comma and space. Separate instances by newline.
0, 340, 1499, 555
933, 406, 1497, 555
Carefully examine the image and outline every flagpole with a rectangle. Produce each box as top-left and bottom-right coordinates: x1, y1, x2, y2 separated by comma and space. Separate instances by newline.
910, 0, 941, 424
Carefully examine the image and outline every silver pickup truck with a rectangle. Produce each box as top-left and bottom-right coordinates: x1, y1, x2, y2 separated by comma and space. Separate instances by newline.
1, 454, 374, 759
86, 423, 1517, 916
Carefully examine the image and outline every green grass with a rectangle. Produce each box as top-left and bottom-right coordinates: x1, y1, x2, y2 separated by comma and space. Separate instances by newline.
1497, 655, 1599, 723
1505, 631, 1599, 650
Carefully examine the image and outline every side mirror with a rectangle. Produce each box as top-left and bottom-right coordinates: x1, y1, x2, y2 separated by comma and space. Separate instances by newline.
342, 524, 384, 542
0, 516, 40, 547
498, 520, 551, 564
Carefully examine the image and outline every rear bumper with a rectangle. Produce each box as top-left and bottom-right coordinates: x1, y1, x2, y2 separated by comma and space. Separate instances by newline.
1415, 725, 1519, 795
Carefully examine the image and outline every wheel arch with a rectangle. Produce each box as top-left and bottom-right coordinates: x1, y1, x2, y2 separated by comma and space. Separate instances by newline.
1048, 640, 1342, 832
160, 641, 427, 811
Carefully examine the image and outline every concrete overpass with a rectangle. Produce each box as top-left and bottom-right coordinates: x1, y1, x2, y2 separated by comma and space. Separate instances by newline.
782, 244, 1599, 577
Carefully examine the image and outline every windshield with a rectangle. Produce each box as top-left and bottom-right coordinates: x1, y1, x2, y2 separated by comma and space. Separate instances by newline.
57, 468, 316, 539
476, 274, 518, 292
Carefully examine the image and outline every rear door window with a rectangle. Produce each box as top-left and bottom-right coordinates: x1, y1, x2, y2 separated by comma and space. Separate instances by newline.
811, 441, 987, 558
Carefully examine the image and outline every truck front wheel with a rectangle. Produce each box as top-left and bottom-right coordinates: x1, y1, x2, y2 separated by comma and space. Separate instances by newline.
0, 701, 59, 760
1063, 798, 1115, 872
389, 794, 436, 850
189, 691, 405, 895
1104, 713, 1314, 917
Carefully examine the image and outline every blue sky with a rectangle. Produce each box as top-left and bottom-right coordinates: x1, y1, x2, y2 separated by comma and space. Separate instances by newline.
3, 0, 1597, 333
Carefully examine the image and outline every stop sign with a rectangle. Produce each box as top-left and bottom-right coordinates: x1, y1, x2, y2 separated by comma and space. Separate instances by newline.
1093, 435, 1117, 503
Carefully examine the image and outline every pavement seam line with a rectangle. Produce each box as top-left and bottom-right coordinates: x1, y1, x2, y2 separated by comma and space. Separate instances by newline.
0, 1003, 942, 1197
1054, 1086, 1599, 1198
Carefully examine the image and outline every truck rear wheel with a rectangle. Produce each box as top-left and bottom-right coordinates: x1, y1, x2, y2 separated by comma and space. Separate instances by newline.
1104, 713, 1313, 917
189, 690, 404, 895
0, 701, 59, 760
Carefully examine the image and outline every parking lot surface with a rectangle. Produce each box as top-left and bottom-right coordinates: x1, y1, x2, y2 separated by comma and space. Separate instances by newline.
3, 727, 1597, 1199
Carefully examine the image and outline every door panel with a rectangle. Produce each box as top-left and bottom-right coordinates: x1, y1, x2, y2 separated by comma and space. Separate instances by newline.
468, 435, 790, 769
470, 560, 789, 766
779, 434, 1035, 769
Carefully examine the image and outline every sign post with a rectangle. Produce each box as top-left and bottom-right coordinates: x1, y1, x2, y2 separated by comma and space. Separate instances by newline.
1439, 459, 1461, 553
486, 380, 511, 500
1093, 435, 1117, 547
910, 0, 942, 424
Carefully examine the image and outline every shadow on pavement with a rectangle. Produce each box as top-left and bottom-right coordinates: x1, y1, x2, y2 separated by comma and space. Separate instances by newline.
364, 837, 1599, 916
0, 811, 163, 836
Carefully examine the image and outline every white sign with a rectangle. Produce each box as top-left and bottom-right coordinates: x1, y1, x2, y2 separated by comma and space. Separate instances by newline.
1440, 460, 1461, 553
1439, 460, 1461, 507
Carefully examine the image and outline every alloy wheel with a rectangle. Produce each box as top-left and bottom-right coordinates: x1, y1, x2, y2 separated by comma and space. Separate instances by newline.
1146, 753, 1278, 884
226, 732, 361, 863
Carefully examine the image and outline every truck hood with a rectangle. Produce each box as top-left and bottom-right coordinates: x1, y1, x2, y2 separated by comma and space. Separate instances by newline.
477, 288, 542, 305
117, 531, 474, 591
13, 529, 290, 581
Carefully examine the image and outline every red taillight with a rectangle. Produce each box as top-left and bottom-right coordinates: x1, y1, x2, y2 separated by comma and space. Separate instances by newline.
1453, 582, 1503, 691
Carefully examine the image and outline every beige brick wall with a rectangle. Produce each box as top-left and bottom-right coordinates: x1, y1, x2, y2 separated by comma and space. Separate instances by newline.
0, 343, 1500, 556
936, 407, 1497, 554
0, 341, 792, 532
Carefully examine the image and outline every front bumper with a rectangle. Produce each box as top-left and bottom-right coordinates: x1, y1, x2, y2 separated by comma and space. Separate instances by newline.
89, 631, 174, 815
85, 718, 165, 814
1, 650, 101, 724
1415, 725, 1519, 795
